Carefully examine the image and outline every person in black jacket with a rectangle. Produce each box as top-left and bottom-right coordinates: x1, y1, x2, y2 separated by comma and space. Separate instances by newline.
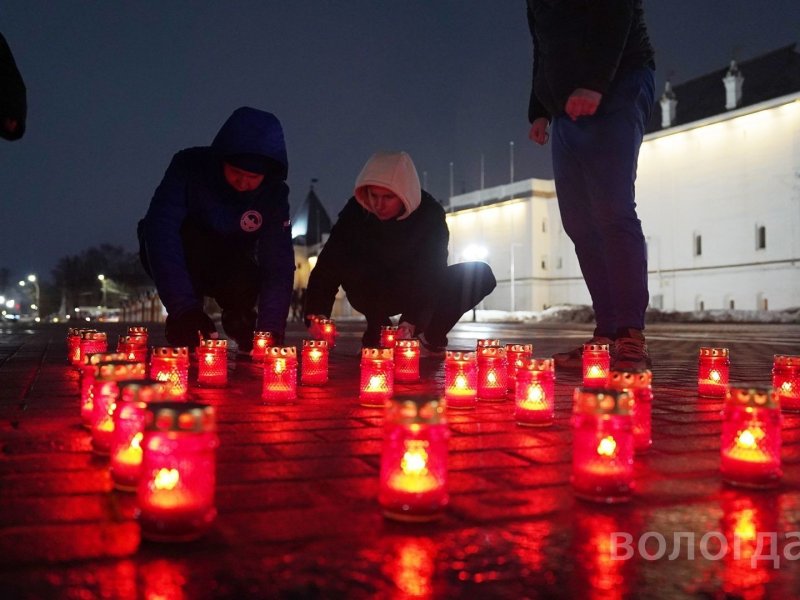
526, 0, 655, 371
303, 151, 495, 354
1, 32, 26, 141
138, 107, 294, 351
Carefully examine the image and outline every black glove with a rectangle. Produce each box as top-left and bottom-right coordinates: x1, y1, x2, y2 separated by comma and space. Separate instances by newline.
165, 309, 217, 349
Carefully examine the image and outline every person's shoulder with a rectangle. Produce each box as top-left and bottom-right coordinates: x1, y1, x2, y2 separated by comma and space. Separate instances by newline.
337, 196, 361, 219
418, 191, 446, 218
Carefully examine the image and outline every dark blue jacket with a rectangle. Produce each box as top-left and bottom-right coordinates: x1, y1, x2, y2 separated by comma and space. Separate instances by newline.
139, 107, 294, 334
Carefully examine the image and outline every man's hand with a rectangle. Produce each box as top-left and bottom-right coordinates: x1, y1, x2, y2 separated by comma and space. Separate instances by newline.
529, 118, 550, 145
165, 308, 217, 349
564, 88, 603, 121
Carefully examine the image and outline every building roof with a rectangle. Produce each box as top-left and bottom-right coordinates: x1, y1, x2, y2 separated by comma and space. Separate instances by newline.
291, 184, 332, 246
647, 44, 800, 133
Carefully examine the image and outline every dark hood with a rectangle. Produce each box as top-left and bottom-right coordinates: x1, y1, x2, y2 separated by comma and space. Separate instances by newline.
211, 106, 289, 180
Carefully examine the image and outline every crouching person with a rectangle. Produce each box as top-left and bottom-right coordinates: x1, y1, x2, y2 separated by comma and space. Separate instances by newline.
138, 106, 294, 351
304, 150, 495, 355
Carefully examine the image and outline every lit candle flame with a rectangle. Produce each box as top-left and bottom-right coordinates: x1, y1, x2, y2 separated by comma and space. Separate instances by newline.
204, 353, 215, 365
153, 467, 180, 490
781, 381, 793, 393
454, 374, 467, 389
487, 371, 497, 385
736, 427, 764, 449
401, 443, 429, 476
309, 349, 322, 361
274, 359, 285, 374
367, 374, 385, 391
709, 369, 721, 382
527, 384, 543, 403
131, 432, 143, 449
587, 365, 603, 378
596, 436, 617, 458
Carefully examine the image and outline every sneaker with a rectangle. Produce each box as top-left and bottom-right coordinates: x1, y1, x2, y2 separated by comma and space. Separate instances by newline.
552, 335, 614, 369
612, 328, 652, 371
419, 333, 446, 358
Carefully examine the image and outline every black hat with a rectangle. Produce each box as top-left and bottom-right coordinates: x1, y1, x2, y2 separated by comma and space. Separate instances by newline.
224, 153, 283, 177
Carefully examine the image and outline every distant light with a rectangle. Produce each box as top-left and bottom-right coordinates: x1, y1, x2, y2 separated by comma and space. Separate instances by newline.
34, 317, 41, 323
5, 300, 14, 309
74, 307, 80, 313
97, 274, 105, 281
462, 244, 489, 262
27, 274, 36, 283
31, 304, 38, 311
52, 317, 60, 323
85, 317, 91, 322
0, 296, 4, 304
18, 280, 25, 287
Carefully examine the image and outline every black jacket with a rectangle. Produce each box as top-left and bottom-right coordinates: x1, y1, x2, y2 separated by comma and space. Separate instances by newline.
0, 32, 26, 141
527, 0, 655, 122
304, 191, 449, 330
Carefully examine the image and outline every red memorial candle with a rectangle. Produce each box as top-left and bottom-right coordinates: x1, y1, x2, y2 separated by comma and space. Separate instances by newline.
571, 387, 635, 504
300, 340, 329, 385
67, 327, 82, 366
773, 354, 800, 412
380, 325, 399, 349
196, 339, 228, 388
149, 347, 190, 400
514, 358, 555, 426
78, 330, 107, 368
316, 318, 337, 348
506, 343, 533, 391
110, 379, 167, 491
251, 331, 274, 364
261, 346, 298, 402
91, 361, 146, 455
360, 348, 394, 407
137, 402, 218, 542
444, 351, 478, 410
477, 346, 508, 401
116, 335, 149, 363
379, 396, 449, 522
720, 385, 782, 489
394, 339, 421, 383
608, 369, 653, 453
582, 343, 610, 387
80, 351, 128, 428
698, 347, 730, 398
126, 326, 148, 347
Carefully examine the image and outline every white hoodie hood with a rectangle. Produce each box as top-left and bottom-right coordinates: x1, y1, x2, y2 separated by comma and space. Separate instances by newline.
353, 151, 421, 220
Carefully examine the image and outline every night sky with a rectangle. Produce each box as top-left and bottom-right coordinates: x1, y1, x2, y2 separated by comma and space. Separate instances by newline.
1, 1, 798, 280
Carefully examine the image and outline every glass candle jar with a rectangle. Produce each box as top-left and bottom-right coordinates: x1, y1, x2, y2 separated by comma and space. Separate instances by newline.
477, 346, 508, 401
582, 343, 610, 387
608, 369, 653, 453
79, 330, 107, 368
196, 339, 228, 387
149, 347, 190, 400
126, 326, 148, 347
360, 348, 394, 407
476, 338, 502, 351
116, 335, 149, 363
251, 331, 274, 364
506, 343, 533, 391
261, 347, 298, 402
721, 386, 782, 489
444, 351, 478, 410
379, 396, 449, 522
514, 358, 555, 426
300, 340, 329, 385
67, 327, 82, 366
91, 361, 147, 455
110, 379, 167, 491
316, 318, 337, 348
380, 325, 399, 349
698, 347, 730, 398
773, 355, 800, 412
571, 388, 635, 503
80, 351, 128, 428
394, 339, 421, 383
137, 402, 218, 542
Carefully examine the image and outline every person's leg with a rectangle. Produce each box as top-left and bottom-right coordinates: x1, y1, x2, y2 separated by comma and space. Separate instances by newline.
343, 280, 399, 347
421, 262, 496, 347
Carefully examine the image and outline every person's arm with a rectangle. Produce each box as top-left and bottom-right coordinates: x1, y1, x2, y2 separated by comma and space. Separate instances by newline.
526, 4, 550, 124
580, 0, 634, 96
0, 32, 26, 141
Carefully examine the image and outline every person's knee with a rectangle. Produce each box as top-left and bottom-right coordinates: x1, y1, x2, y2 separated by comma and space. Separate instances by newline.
473, 262, 496, 298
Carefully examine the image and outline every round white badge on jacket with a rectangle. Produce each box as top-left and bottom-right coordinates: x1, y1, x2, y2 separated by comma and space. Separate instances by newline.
240, 210, 263, 232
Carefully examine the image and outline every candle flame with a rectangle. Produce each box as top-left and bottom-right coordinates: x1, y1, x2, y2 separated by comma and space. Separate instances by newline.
367, 374, 385, 391
709, 369, 721, 382
131, 432, 143, 449
257, 339, 267, 349
736, 427, 764, 450
454, 374, 467, 389
527, 384, 544, 402
153, 467, 180, 490
587, 365, 603, 378
309, 349, 322, 360
204, 353, 215, 365
781, 381, 793, 393
487, 371, 497, 384
274, 359, 285, 374
401, 442, 429, 477
596, 436, 617, 458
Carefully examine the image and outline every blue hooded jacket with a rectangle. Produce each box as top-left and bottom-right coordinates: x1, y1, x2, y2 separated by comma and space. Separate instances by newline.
139, 107, 294, 335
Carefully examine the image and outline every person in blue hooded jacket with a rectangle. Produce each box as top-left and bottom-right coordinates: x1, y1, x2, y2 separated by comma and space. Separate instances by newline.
138, 106, 294, 351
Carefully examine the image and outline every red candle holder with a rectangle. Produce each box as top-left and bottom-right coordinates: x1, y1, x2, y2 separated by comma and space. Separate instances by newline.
251, 331, 274, 363
444, 351, 478, 409
773, 354, 800, 412
506, 343, 533, 391
137, 401, 218, 542
698, 347, 730, 397
476, 338, 502, 351
360, 348, 394, 407
79, 330, 107, 368
196, 339, 228, 387
394, 339, 421, 383
261, 347, 298, 402
149, 347, 190, 400
80, 351, 128, 428
582, 343, 610, 387
116, 335, 149, 363
608, 369, 653, 453
514, 358, 555, 426
316, 318, 337, 348
477, 346, 508, 401
300, 340, 329, 385
721, 386, 782, 489
110, 379, 168, 491
571, 387, 635, 503
379, 396, 449, 522
380, 325, 399, 349
91, 361, 147, 455
67, 327, 82, 366
126, 326, 149, 347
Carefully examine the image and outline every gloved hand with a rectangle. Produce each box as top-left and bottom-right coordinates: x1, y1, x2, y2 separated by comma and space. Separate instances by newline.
165, 308, 217, 349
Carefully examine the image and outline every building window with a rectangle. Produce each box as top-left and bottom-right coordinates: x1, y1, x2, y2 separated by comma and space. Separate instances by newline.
694, 234, 702, 256
729, 299, 735, 310
699, 300, 705, 311
556, 257, 563, 270
542, 219, 547, 233
756, 225, 766, 250
650, 294, 664, 310
540, 256, 548, 270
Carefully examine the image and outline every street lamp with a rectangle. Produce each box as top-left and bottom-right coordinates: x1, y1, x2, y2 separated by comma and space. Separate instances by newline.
98, 274, 107, 308
19, 274, 40, 319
